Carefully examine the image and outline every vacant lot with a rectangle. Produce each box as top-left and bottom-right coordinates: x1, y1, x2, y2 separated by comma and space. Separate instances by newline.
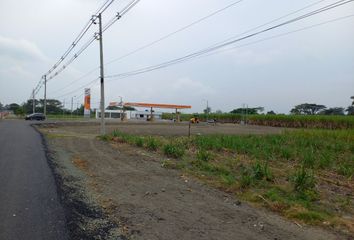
38, 122, 352, 240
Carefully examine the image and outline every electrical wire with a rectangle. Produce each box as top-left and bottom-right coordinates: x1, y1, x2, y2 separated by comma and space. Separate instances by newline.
105, 0, 353, 80
46, 0, 245, 100
54, 0, 331, 94
31, 0, 116, 96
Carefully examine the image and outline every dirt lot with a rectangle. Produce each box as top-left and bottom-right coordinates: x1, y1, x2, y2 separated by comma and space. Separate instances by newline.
37, 122, 348, 240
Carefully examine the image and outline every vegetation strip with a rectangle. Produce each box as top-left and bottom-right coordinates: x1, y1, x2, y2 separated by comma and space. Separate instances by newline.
101, 129, 354, 234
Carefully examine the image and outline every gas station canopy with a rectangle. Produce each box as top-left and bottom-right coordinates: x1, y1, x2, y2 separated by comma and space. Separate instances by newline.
123, 102, 191, 110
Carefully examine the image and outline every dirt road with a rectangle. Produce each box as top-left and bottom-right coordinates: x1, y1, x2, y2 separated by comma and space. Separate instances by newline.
39, 123, 346, 240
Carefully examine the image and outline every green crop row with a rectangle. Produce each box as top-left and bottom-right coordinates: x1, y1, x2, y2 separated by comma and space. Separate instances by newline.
162, 113, 354, 129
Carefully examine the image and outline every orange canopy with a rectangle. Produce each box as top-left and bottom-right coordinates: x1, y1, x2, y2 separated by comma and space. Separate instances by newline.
124, 102, 191, 109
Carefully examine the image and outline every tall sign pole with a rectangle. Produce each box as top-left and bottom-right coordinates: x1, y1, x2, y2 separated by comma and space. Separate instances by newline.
43, 75, 47, 116
98, 13, 106, 134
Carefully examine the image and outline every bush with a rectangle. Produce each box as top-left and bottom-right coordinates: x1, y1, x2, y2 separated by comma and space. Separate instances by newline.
163, 143, 185, 158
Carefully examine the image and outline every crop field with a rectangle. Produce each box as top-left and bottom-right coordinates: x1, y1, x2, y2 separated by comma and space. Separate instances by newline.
103, 128, 354, 234
163, 113, 354, 129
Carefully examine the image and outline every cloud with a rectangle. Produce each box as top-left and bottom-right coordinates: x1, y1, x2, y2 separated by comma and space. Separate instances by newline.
0, 36, 47, 62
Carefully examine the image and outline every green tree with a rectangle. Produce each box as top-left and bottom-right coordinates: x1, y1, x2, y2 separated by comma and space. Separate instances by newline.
290, 103, 326, 115
7, 103, 20, 112
230, 107, 264, 115
203, 106, 212, 114
346, 106, 354, 115
319, 107, 345, 115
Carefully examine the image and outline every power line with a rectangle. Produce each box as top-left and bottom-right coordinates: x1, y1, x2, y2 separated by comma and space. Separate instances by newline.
51, 78, 100, 100
46, 0, 140, 83
47, 0, 245, 96
52, 0, 331, 95
32, 0, 115, 96
105, 0, 353, 80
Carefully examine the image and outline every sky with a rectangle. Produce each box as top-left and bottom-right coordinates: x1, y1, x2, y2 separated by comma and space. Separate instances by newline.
0, 0, 353, 114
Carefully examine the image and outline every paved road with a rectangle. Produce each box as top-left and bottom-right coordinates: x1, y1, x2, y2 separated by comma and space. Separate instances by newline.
0, 120, 68, 240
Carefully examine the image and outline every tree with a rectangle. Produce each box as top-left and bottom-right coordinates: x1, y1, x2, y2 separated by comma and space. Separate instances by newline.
7, 103, 20, 112
0, 102, 3, 110
290, 103, 326, 115
267, 110, 276, 115
215, 109, 223, 114
319, 107, 345, 115
203, 106, 211, 114
346, 106, 354, 115
230, 107, 264, 115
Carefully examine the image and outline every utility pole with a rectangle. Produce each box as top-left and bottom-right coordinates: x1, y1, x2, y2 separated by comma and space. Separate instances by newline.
206, 100, 209, 122
43, 75, 47, 116
32, 89, 35, 113
62, 99, 65, 117
71, 96, 74, 118
98, 13, 106, 134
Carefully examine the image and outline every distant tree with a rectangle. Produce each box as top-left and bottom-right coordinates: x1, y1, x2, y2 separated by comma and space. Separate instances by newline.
0, 102, 3, 110
215, 109, 223, 114
346, 106, 354, 115
267, 110, 276, 115
319, 107, 345, 115
290, 103, 326, 115
203, 106, 212, 114
230, 107, 264, 115
7, 103, 20, 112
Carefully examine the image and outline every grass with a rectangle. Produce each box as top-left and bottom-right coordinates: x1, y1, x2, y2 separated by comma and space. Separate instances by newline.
102, 128, 354, 233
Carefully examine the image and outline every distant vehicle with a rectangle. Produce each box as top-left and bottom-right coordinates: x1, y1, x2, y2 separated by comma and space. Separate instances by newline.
207, 119, 217, 125
25, 113, 46, 121
190, 117, 199, 124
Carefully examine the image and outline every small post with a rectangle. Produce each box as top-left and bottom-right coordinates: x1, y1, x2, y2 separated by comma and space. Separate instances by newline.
188, 122, 191, 137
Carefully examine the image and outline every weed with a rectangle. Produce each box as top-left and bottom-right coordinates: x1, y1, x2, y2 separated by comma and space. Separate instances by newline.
239, 166, 253, 188
196, 150, 213, 162
145, 137, 160, 151
163, 143, 185, 158
134, 137, 144, 147
291, 166, 315, 193
99, 135, 112, 141
252, 160, 272, 181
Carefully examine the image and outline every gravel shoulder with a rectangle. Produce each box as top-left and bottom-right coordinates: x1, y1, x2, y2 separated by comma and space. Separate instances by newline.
38, 123, 347, 240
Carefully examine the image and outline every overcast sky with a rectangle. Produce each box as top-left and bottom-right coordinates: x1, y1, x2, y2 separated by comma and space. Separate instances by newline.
0, 0, 353, 113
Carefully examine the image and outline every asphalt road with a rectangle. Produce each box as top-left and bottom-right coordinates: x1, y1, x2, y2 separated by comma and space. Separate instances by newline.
0, 120, 68, 240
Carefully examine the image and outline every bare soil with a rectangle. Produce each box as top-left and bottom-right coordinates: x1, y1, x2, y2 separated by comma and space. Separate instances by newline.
38, 122, 349, 240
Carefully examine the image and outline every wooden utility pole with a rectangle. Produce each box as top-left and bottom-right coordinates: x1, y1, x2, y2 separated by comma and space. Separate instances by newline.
32, 89, 35, 113
43, 75, 47, 116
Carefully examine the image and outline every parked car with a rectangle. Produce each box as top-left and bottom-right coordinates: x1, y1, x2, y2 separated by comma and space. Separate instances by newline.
25, 113, 46, 121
